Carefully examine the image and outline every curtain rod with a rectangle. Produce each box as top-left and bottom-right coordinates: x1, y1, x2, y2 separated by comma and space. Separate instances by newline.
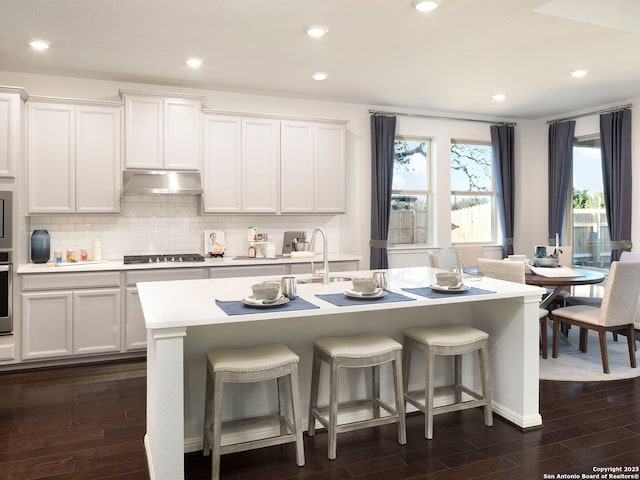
546, 104, 632, 124
368, 109, 516, 127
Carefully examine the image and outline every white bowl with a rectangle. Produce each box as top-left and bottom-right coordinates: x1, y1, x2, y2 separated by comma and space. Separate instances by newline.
352, 277, 377, 293
435, 272, 460, 287
251, 281, 281, 300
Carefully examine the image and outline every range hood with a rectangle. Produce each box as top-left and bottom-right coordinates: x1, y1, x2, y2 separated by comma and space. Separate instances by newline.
123, 170, 203, 195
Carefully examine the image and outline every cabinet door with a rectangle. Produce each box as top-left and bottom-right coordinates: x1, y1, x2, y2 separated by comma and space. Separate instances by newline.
202, 115, 242, 213
27, 103, 75, 213
280, 121, 314, 213
73, 288, 121, 355
0, 92, 20, 178
125, 287, 147, 350
22, 291, 73, 360
164, 98, 201, 170
242, 118, 280, 213
76, 105, 122, 213
314, 123, 346, 213
124, 95, 163, 169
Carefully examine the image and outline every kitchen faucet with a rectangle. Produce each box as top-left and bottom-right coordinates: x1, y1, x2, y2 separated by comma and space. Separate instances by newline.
310, 227, 329, 284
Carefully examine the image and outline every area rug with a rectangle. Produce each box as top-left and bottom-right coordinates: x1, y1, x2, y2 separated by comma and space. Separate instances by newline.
539, 326, 640, 381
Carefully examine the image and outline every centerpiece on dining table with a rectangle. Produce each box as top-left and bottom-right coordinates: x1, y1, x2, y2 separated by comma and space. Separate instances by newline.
533, 234, 561, 267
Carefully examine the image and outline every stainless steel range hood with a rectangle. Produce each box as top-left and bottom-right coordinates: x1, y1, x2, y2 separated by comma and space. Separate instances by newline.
123, 170, 203, 195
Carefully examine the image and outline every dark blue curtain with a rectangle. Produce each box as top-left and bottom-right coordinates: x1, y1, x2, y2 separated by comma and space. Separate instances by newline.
600, 109, 632, 262
491, 125, 515, 257
370, 115, 396, 269
548, 121, 575, 245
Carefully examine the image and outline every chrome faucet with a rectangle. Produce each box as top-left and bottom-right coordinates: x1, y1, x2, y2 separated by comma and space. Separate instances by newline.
310, 227, 329, 284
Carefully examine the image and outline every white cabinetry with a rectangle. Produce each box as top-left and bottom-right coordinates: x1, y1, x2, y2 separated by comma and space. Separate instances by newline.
26, 99, 122, 214
0, 87, 26, 178
203, 114, 279, 213
21, 272, 121, 360
121, 91, 202, 170
280, 120, 346, 213
124, 268, 207, 350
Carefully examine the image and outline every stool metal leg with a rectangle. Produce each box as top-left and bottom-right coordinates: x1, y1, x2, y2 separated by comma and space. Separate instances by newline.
454, 355, 462, 404
289, 364, 305, 467
372, 364, 380, 419
425, 348, 436, 440
307, 349, 321, 437
392, 351, 407, 445
211, 373, 225, 480
328, 359, 340, 460
203, 366, 213, 456
478, 345, 493, 427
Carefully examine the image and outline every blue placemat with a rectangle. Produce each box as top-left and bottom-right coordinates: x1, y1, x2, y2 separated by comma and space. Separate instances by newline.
215, 297, 320, 316
315, 291, 416, 307
402, 286, 495, 299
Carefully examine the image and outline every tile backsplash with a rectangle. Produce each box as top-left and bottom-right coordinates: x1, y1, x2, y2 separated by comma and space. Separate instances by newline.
28, 194, 344, 260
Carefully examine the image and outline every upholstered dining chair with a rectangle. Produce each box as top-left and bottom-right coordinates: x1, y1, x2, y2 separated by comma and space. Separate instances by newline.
477, 258, 552, 358
550, 260, 639, 374
455, 245, 485, 269
428, 250, 458, 270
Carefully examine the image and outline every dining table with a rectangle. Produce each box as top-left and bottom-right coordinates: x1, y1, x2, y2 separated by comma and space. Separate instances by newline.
524, 266, 606, 309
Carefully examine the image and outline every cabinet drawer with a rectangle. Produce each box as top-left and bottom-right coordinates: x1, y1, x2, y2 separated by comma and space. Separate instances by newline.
22, 272, 121, 291
126, 268, 207, 286
210, 265, 287, 278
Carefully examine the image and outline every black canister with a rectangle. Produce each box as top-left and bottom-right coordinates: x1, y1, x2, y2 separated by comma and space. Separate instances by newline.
31, 229, 50, 263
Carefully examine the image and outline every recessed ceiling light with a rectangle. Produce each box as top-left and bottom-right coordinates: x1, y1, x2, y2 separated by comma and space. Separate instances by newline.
570, 69, 588, 78
186, 58, 203, 68
411, 0, 442, 12
492, 93, 507, 102
29, 40, 50, 51
305, 25, 330, 38
312, 72, 329, 81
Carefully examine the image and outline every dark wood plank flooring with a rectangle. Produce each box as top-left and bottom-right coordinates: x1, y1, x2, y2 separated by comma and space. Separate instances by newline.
1, 359, 639, 479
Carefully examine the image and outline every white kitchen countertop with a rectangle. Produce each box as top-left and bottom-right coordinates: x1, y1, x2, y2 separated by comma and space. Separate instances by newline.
137, 266, 545, 329
16, 252, 361, 274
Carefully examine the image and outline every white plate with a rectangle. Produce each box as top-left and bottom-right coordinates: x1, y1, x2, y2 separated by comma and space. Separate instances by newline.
429, 284, 471, 293
344, 288, 387, 299
241, 295, 290, 308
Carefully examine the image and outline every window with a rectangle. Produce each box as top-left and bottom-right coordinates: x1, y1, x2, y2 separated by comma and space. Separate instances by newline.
450, 140, 495, 243
570, 136, 610, 267
388, 137, 431, 245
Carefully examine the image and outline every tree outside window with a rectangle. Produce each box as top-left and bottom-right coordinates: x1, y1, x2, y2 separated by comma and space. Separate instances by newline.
389, 137, 431, 245
450, 141, 495, 243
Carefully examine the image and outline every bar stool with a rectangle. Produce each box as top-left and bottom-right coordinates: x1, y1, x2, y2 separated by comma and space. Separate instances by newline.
202, 343, 304, 480
402, 324, 493, 439
308, 333, 406, 460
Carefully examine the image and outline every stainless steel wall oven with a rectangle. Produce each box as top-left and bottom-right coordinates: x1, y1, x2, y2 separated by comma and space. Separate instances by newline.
0, 191, 12, 335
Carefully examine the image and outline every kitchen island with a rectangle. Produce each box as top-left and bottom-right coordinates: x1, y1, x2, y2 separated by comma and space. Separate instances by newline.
137, 266, 545, 480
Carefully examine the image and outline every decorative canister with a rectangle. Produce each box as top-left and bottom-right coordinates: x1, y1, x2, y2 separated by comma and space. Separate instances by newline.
30, 229, 50, 264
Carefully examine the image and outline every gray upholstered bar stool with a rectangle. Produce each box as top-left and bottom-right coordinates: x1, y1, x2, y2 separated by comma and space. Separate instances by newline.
402, 324, 493, 439
308, 333, 406, 460
202, 343, 304, 480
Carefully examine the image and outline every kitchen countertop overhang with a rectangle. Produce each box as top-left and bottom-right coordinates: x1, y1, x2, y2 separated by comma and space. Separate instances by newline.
16, 253, 361, 274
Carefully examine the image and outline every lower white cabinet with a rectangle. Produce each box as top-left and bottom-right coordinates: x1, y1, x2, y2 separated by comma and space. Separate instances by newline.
21, 272, 121, 360
124, 268, 208, 351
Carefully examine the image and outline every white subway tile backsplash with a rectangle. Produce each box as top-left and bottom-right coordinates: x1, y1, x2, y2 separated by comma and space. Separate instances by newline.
28, 195, 341, 259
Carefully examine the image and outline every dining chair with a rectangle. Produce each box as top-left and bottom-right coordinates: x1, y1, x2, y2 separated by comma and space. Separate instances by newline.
550, 260, 639, 374
454, 245, 485, 269
428, 250, 458, 270
477, 258, 552, 358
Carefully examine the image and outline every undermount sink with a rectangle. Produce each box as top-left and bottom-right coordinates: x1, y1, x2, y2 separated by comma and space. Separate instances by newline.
297, 276, 351, 284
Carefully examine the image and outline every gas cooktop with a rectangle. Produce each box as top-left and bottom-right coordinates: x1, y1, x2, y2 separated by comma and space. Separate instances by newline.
123, 253, 205, 264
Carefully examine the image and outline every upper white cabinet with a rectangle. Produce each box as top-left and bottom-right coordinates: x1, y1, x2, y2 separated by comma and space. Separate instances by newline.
203, 112, 346, 214
203, 114, 280, 213
27, 99, 122, 214
281, 120, 346, 213
120, 90, 202, 170
0, 87, 26, 178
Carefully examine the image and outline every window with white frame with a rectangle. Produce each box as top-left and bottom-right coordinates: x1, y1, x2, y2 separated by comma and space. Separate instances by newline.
388, 137, 431, 245
570, 135, 610, 267
450, 140, 496, 243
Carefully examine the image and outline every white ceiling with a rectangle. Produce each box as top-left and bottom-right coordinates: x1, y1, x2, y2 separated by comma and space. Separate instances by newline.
1, 0, 639, 119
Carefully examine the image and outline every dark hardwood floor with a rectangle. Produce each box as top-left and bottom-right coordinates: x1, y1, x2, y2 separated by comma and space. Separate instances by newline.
1, 359, 639, 480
